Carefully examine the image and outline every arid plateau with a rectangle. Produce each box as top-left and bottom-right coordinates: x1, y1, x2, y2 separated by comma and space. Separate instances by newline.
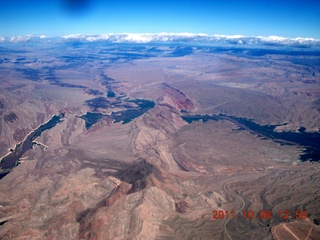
0, 40, 319, 239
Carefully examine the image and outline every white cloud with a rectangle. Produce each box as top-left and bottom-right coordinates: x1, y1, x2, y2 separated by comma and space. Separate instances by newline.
122, 33, 153, 43
9, 35, 32, 42
1, 35, 49, 43
1, 33, 320, 47
63, 34, 83, 40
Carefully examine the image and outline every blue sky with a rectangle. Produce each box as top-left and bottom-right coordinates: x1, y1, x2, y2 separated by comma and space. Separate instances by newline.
0, 0, 319, 38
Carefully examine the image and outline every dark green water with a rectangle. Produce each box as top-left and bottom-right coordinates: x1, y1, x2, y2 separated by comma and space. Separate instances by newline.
0, 113, 65, 179
80, 112, 104, 129
81, 99, 155, 129
182, 114, 320, 162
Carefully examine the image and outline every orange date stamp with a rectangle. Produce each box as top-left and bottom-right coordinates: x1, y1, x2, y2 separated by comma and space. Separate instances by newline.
212, 209, 307, 220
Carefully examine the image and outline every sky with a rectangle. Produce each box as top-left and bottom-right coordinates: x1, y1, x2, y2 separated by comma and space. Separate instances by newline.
0, 0, 319, 38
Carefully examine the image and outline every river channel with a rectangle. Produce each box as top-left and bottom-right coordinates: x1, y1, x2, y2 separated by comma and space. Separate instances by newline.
182, 114, 320, 162
0, 113, 65, 179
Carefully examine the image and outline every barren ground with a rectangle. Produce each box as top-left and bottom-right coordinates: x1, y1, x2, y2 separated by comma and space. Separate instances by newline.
0, 43, 319, 239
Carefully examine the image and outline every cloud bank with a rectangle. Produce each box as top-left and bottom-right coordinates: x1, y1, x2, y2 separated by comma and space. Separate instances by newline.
1, 33, 320, 48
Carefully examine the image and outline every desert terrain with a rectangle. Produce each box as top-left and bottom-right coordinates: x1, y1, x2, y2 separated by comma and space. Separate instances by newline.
0, 41, 319, 239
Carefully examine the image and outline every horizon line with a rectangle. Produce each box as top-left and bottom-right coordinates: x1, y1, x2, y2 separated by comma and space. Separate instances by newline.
1, 32, 319, 39
1, 33, 320, 47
